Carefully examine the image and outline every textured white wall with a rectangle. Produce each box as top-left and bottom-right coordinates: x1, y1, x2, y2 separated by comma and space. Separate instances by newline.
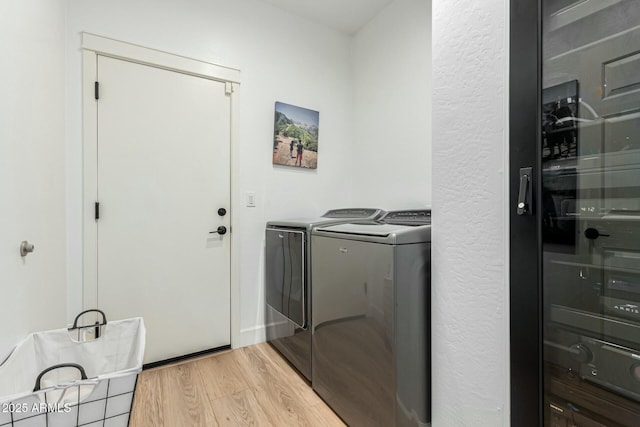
65, 0, 354, 346
0, 0, 67, 359
431, 0, 509, 426
352, 0, 431, 209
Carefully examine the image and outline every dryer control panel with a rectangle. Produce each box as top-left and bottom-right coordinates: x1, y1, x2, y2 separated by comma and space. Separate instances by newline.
323, 208, 384, 219
382, 209, 431, 226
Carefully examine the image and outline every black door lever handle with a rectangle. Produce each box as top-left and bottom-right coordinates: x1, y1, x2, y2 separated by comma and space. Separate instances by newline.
517, 167, 532, 216
210, 226, 227, 235
584, 228, 609, 240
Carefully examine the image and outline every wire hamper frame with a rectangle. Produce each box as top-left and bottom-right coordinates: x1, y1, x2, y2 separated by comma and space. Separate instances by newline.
0, 311, 145, 427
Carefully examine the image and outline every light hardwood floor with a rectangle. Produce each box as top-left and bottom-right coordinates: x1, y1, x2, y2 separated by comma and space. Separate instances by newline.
129, 343, 346, 426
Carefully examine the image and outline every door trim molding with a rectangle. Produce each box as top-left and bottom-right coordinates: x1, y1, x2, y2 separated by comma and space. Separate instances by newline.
81, 33, 242, 348
82, 33, 240, 83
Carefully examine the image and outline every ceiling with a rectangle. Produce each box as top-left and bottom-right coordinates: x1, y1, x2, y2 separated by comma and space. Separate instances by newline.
257, 0, 396, 35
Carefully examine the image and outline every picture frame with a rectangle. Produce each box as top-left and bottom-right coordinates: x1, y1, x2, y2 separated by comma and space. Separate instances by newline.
272, 102, 319, 169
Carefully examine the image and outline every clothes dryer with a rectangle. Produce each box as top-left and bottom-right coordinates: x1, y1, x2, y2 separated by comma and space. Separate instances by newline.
311, 209, 431, 427
265, 208, 385, 381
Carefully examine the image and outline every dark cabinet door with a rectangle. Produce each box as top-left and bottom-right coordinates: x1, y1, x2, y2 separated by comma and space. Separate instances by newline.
511, 1, 640, 425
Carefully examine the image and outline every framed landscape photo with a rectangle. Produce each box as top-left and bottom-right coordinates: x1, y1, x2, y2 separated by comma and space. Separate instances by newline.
272, 101, 319, 169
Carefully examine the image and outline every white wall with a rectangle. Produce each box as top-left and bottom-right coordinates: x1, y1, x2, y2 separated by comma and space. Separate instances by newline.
431, 1, 509, 426
0, 0, 67, 359
65, 0, 355, 345
351, 0, 431, 209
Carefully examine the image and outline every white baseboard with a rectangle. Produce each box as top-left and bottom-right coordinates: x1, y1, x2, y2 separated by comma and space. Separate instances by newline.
234, 324, 267, 348
233, 319, 291, 349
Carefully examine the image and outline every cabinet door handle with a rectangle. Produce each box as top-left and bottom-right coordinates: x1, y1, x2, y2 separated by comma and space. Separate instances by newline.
517, 167, 532, 216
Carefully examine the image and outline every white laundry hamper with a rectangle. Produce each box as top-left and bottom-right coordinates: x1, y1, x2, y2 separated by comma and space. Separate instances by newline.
0, 310, 145, 427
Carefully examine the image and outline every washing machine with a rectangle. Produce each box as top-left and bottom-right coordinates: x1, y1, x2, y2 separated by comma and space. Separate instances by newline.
311, 209, 431, 427
265, 208, 385, 381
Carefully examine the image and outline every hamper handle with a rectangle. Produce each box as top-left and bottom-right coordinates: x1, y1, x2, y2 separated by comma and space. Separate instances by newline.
34, 363, 88, 392
69, 309, 107, 330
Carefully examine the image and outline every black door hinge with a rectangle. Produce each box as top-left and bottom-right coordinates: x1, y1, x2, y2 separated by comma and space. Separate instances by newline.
94, 81, 100, 100
95, 202, 100, 220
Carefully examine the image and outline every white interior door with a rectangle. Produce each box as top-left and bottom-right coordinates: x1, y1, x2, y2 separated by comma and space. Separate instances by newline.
95, 55, 231, 364
0, 3, 66, 360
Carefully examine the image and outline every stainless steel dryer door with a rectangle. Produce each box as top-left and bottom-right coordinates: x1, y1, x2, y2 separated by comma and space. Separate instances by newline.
265, 228, 306, 328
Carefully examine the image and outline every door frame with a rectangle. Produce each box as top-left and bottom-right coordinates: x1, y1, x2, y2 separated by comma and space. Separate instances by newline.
81, 32, 242, 348
509, 1, 542, 426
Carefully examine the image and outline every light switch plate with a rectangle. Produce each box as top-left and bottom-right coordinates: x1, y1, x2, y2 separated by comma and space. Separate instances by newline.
246, 192, 256, 207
